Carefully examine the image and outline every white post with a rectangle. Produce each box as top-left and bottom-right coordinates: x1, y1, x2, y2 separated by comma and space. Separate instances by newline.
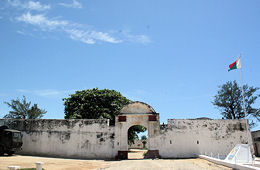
211, 152, 212, 157
218, 153, 219, 159
8, 166, 20, 170
35, 162, 44, 170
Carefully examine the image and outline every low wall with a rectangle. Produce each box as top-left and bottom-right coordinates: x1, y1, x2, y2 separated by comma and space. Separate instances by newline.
157, 119, 252, 158
199, 155, 257, 170
0, 119, 117, 159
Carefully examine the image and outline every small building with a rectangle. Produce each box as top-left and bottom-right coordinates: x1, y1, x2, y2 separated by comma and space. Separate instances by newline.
251, 130, 260, 156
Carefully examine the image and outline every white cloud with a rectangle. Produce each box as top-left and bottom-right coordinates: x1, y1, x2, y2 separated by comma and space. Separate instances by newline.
16, 12, 68, 30
124, 33, 151, 44
27, 1, 50, 11
111, 30, 151, 44
65, 29, 95, 44
66, 29, 122, 44
59, 0, 82, 9
17, 89, 68, 97
16, 12, 122, 44
16, 30, 26, 35
34, 90, 61, 97
8, 0, 50, 11
6, 0, 151, 45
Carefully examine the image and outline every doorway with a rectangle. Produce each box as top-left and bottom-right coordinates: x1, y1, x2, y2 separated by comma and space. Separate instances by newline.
127, 125, 148, 159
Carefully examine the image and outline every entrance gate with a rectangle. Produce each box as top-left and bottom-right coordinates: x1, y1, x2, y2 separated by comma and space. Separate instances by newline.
115, 102, 161, 159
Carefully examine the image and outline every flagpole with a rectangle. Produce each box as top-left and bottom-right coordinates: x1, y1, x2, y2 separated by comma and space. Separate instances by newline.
238, 55, 251, 149
239, 54, 247, 118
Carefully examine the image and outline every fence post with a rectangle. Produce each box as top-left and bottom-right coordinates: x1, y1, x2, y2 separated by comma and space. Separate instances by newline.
35, 162, 44, 170
8, 166, 20, 170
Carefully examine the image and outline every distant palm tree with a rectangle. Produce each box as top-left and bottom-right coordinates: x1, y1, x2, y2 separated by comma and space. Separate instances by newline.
4, 96, 46, 119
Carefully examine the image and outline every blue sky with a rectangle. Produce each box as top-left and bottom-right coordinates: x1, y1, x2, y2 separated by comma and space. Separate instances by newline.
0, 0, 260, 130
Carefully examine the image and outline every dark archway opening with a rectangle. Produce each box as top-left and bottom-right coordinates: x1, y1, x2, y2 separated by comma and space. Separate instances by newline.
127, 125, 148, 159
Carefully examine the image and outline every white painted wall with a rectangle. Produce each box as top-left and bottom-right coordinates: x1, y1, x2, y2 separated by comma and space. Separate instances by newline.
0, 119, 118, 159
157, 119, 253, 158
0, 114, 253, 159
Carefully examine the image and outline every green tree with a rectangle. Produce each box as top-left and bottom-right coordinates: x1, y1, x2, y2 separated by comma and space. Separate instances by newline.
212, 80, 260, 127
128, 125, 146, 145
4, 96, 47, 119
141, 135, 147, 140
63, 88, 130, 125
64, 88, 146, 142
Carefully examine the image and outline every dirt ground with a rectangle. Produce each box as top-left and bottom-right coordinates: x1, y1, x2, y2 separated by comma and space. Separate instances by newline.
128, 149, 147, 159
0, 151, 232, 170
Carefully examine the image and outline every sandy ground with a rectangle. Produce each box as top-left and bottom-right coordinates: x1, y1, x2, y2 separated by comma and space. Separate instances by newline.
106, 159, 232, 170
0, 151, 232, 170
128, 149, 147, 159
0, 155, 109, 170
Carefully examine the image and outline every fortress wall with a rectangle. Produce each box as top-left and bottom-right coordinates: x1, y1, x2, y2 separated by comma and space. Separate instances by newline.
0, 119, 117, 159
157, 119, 253, 158
0, 118, 253, 159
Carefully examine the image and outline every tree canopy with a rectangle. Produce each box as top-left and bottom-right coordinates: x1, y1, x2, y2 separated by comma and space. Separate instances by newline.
4, 96, 46, 119
212, 80, 260, 127
128, 125, 146, 144
64, 88, 146, 142
141, 135, 147, 140
63, 88, 131, 125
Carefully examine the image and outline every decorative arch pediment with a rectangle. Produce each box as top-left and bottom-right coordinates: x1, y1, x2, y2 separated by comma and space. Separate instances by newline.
119, 101, 156, 115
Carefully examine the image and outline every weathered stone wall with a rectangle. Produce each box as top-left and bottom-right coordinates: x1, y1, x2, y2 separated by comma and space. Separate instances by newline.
157, 119, 252, 158
0, 119, 117, 159
0, 117, 253, 159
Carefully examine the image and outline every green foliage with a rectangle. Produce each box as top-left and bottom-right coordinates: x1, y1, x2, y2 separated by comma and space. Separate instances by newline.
141, 135, 147, 140
143, 150, 148, 157
64, 88, 146, 142
213, 80, 260, 127
20, 168, 45, 170
63, 88, 131, 125
4, 96, 46, 119
128, 125, 147, 145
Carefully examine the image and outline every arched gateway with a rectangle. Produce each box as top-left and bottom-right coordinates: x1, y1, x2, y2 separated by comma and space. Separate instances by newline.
115, 101, 161, 159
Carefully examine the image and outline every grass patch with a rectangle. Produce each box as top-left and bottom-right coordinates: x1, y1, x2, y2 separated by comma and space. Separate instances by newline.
20, 168, 45, 170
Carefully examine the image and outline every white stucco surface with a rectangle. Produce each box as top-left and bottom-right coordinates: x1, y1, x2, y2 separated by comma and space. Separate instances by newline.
0, 102, 254, 159
0, 119, 118, 159
157, 119, 252, 158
